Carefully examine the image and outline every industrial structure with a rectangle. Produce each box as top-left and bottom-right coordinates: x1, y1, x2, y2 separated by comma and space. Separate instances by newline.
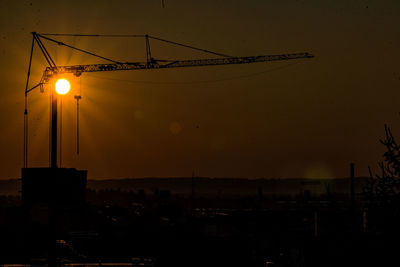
24, 32, 313, 169
22, 32, 314, 265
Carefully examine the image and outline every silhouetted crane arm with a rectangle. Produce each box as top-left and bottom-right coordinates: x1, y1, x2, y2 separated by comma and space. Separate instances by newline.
24, 32, 316, 169
41, 52, 313, 82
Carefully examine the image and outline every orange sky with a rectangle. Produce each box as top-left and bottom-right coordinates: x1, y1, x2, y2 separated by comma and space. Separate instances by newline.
0, 0, 400, 179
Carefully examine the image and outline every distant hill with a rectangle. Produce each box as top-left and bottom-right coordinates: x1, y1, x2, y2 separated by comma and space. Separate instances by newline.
0, 177, 370, 197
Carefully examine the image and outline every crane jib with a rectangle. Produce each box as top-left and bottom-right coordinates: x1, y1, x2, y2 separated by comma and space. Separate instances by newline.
42, 52, 313, 82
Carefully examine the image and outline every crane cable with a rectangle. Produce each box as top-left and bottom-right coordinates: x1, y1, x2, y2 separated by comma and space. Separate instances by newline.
38, 33, 231, 58
76, 77, 82, 155
148, 35, 230, 57
37, 34, 121, 64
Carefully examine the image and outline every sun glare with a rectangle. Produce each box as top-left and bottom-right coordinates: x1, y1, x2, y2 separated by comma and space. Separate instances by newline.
55, 79, 71, 95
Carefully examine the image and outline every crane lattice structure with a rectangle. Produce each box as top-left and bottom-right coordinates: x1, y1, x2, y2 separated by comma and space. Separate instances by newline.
24, 32, 314, 168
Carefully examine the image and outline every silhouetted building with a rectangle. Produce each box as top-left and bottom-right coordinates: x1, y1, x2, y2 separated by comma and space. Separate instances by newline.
21, 168, 87, 229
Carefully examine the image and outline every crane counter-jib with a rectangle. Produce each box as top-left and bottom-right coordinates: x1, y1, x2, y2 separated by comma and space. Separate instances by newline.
41, 52, 314, 82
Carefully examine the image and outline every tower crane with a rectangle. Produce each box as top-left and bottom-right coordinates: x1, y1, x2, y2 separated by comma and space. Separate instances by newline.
38, 35, 313, 83
24, 32, 314, 169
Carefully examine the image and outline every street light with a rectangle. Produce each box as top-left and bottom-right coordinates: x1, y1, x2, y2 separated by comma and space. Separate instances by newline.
55, 78, 70, 95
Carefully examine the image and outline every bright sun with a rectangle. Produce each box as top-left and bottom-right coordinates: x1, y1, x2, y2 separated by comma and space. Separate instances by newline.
55, 79, 71, 95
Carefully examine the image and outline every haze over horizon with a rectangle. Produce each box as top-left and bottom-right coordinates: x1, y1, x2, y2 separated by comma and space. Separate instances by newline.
1, 0, 400, 179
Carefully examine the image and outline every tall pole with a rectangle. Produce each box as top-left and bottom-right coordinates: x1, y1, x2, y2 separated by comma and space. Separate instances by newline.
314, 210, 318, 238
49, 89, 58, 267
191, 170, 195, 214
51, 90, 58, 168
350, 163, 355, 211
24, 35, 35, 168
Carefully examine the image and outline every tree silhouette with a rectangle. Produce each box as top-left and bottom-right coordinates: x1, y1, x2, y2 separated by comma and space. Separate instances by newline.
364, 125, 400, 207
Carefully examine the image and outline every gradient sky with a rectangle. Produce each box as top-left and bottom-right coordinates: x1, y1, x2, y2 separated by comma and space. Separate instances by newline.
0, 0, 400, 179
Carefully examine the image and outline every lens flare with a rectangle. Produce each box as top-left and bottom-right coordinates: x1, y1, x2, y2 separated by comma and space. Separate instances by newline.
55, 79, 71, 95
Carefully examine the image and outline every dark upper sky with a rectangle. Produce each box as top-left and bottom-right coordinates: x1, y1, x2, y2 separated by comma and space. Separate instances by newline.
0, 0, 400, 179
